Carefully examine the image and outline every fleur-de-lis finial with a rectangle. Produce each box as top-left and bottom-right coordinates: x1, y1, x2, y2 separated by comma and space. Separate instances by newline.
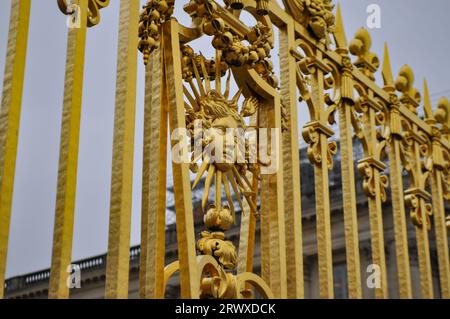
435, 97, 450, 130
349, 28, 379, 80
395, 65, 421, 113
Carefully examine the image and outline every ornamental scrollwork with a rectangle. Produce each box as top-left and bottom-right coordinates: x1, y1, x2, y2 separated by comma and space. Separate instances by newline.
302, 122, 337, 169
292, 38, 338, 170
197, 206, 237, 270
57, 0, 109, 27
357, 160, 389, 202
405, 193, 433, 230
400, 119, 434, 229
350, 82, 390, 201
442, 148, 450, 202
197, 231, 237, 270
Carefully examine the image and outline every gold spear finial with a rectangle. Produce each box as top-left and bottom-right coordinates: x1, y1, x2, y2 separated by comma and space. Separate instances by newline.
382, 43, 394, 92
333, 2, 347, 52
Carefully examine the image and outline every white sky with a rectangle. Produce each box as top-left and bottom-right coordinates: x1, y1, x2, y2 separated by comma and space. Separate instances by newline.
1, 0, 449, 278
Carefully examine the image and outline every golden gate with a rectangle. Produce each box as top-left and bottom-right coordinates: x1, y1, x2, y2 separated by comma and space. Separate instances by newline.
0, 0, 449, 299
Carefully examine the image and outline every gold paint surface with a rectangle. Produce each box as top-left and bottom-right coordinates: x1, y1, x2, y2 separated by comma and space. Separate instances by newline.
105, 0, 139, 299
139, 47, 167, 299
279, 21, 304, 299
49, 0, 89, 299
0, 0, 31, 299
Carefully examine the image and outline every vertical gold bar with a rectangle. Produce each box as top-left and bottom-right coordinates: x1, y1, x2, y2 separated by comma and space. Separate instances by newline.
425, 81, 450, 298
0, 0, 31, 299
308, 50, 334, 299
315, 132, 334, 299
387, 137, 413, 298
409, 127, 433, 299
259, 165, 271, 287
105, 0, 139, 299
337, 100, 362, 299
333, 7, 362, 298
279, 21, 304, 299
259, 98, 288, 299
139, 47, 167, 299
383, 45, 412, 298
164, 20, 199, 299
365, 106, 388, 299
431, 169, 450, 298
414, 213, 433, 298
237, 172, 257, 275
49, 0, 88, 299
367, 168, 388, 298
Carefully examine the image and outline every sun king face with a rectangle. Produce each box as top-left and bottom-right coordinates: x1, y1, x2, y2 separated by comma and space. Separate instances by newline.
182, 46, 260, 218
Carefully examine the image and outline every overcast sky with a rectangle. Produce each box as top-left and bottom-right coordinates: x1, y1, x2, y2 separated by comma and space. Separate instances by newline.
1, 0, 449, 278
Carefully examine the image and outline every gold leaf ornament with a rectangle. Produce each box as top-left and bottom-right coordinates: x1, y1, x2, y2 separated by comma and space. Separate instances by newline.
57, 0, 110, 27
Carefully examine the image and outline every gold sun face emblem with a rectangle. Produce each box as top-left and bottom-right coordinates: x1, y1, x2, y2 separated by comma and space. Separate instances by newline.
181, 46, 261, 220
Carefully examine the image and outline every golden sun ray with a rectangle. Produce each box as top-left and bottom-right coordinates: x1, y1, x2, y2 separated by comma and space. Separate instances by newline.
187, 78, 201, 104
226, 171, 245, 213
216, 171, 222, 208
192, 160, 209, 190
215, 50, 222, 90
192, 60, 206, 97
223, 70, 231, 99
222, 173, 236, 221
199, 55, 211, 92
202, 164, 216, 210
183, 86, 198, 111
232, 166, 257, 212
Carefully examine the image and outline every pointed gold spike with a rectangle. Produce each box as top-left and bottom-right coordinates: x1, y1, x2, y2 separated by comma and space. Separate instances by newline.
334, 2, 348, 51
192, 60, 206, 97
192, 160, 209, 190
232, 167, 257, 212
231, 87, 243, 106
227, 171, 244, 212
216, 171, 222, 208
382, 43, 395, 92
202, 165, 216, 210
232, 166, 249, 192
183, 85, 198, 111
199, 56, 211, 93
215, 50, 222, 91
423, 79, 433, 120
188, 78, 201, 102
224, 70, 231, 99
222, 173, 236, 222
192, 148, 205, 165
240, 171, 254, 190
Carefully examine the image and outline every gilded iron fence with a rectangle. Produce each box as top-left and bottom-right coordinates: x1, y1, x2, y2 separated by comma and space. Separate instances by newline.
0, 0, 449, 299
